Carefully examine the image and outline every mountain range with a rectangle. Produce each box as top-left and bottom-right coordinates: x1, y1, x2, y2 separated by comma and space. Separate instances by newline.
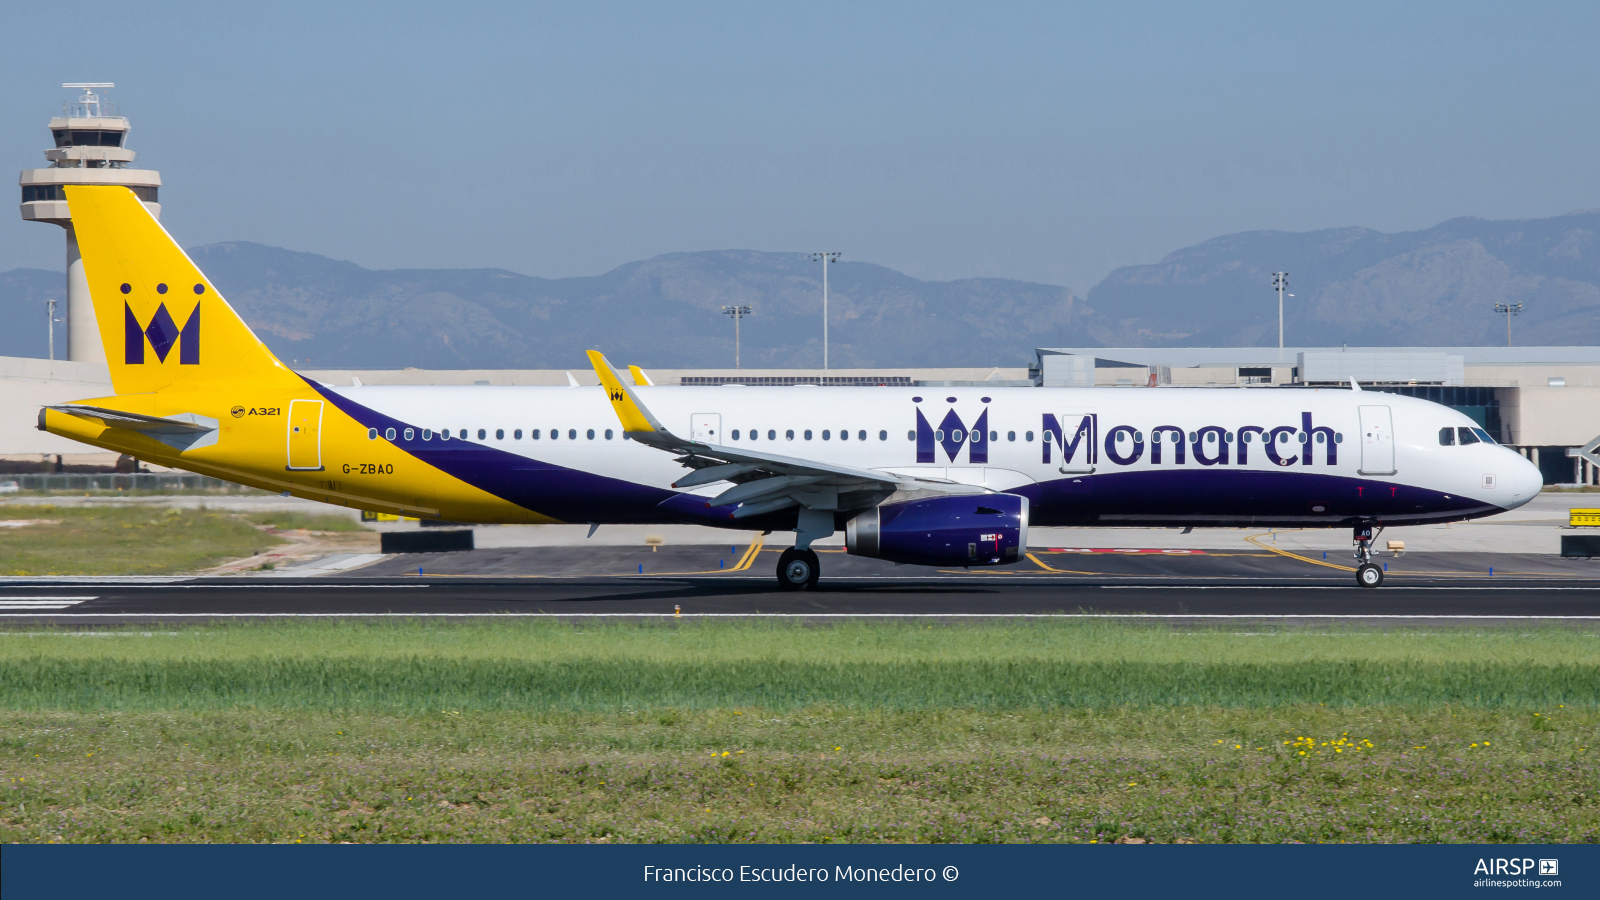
2, 210, 1596, 368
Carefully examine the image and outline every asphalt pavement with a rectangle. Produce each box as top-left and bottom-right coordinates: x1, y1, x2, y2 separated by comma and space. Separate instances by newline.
3, 542, 1598, 623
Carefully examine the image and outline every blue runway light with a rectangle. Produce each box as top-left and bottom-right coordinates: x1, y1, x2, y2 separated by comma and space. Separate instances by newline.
638, 564, 643, 574
720, 560, 724, 568
418, 567, 422, 576
1383, 562, 1388, 571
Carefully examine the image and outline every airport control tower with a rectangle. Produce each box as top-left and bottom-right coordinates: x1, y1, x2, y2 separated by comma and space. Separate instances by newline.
19, 84, 161, 365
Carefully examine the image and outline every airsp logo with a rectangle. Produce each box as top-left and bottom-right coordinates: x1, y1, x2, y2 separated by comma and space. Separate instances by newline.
230, 406, 246, 418
1473, 858, 1550, 876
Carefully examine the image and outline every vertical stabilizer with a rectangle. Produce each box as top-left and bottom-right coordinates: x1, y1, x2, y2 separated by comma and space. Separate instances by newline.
63, 185, 293, 395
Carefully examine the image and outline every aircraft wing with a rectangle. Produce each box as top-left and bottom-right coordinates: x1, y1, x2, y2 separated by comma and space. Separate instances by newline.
587, 351, 982, 517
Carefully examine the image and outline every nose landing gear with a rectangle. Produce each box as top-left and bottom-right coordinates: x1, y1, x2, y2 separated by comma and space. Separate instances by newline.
1353, 523, 1384, 588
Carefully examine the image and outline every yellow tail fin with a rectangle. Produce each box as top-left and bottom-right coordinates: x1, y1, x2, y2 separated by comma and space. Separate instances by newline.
65, 185, 291, 395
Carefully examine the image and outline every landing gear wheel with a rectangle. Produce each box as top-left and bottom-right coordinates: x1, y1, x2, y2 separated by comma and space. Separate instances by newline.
777, 548, 821, 591
1356, 563, 1384, 588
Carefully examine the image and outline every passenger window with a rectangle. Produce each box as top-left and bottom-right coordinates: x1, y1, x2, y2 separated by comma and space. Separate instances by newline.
768, 430, 777, 440
787, 430, 795, 440
822, 430, 831, 440
586, 429, 594, 439
514, 429, 522, 440
569, 429, 577, 439
403, 428, 414, 441
1025, 431, 1034, 442
385, 428, 396, 441
879, 430, 887, 441
732, 430, 740, 440
441, 429, 450, 441
459, 429, 467, 440
748, 429, 757, 441
935, 430, 945, 441
367, 428, 377, 440
422, 430, 433, 441
804, 430, 813, 440
531, 429, 540, 439
990, 431, 997, 442
907, 430, 915, 441
605, 429, 614, 440
551, 429, 559, 440
839, 430, 847, 441
1458, 427, 1480, 446
1007, 431, 1015, 441
495, 429, 504, 440
859, 430, 867, 441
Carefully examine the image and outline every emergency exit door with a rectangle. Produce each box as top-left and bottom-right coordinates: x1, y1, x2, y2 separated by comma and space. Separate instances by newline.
287, 399, 324, 471
691, 413, 722, 444
1357, 405, 1395, 475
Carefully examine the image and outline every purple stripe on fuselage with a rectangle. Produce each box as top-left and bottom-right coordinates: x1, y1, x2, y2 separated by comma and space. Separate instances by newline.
1032, 468, 1502, 528
305, 381, 799, 529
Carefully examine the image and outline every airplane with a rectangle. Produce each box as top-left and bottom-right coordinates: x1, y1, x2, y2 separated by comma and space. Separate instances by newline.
38, 186, 1545, 589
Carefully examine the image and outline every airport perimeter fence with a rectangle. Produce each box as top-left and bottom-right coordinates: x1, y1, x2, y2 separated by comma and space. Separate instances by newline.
0, 473, 250, 493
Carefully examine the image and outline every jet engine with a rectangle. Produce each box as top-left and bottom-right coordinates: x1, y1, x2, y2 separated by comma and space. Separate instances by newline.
845, 493, 1029, 567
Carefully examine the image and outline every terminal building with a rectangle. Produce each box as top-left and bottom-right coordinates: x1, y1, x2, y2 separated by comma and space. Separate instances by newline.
6, 87, 1598, 486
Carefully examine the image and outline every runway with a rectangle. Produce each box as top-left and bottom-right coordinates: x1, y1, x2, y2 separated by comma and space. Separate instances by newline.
3, 543, 1599, 623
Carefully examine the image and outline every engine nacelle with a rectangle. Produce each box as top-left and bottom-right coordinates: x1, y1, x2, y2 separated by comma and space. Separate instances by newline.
846, 493, 1029, 567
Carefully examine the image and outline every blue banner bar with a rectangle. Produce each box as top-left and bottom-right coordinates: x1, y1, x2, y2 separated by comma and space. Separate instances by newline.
2, 844, 1593, 899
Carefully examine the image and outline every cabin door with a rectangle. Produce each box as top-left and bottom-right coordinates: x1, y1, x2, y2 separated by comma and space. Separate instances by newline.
1358, 405, 1396, 475
690, 413, 722, 444
1056, 410, 1098, 472
287, 399, 324, 471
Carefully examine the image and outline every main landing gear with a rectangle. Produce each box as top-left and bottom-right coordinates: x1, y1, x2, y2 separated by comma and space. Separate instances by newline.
776, 548, 821, 591
776, 507, 832, 591
1353, 523, 1383, 588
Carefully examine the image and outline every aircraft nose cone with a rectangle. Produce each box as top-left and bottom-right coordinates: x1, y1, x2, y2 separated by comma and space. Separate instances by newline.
1507, 453, 1544, 508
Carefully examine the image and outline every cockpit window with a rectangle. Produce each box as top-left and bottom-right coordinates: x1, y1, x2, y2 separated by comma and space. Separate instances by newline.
1438, 427, 1455, 446
1472, 427, 1496, 445
1457, 427, 1480, 446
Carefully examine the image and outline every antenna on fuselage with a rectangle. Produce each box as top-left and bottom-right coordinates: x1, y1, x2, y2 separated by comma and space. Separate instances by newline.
1350, 377, 1362, 391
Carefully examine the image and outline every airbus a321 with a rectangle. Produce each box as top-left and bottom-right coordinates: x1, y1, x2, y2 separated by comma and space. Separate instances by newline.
39, 186, 1544, 589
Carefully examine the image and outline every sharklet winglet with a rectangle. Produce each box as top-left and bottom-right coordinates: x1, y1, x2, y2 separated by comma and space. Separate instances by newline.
588, 350, 668, 435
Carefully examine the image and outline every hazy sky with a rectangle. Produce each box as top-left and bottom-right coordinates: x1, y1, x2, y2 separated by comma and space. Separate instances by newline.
4, 1, 1598, 292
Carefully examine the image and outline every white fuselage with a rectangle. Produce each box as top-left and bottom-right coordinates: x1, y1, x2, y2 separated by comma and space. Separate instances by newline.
331, 383, 1542, 530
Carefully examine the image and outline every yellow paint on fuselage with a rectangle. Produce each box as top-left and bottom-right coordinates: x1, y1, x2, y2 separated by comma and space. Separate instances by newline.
47, 185, 561, 524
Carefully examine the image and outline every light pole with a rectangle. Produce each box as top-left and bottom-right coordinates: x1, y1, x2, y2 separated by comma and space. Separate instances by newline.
1494, 303, 1523, 347
1271, 272, 1293, 358
721, 305, 751, 368
810, 252, 840, 370
47, 297, 58, 361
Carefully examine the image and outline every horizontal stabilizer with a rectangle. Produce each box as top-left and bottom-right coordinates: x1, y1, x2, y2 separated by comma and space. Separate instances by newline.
46, 405, 214, 434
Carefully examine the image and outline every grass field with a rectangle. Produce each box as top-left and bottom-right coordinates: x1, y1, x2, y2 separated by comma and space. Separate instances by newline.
0, 506, 286, 576
1, 621, 1596, 843
0, 505, 368, 575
